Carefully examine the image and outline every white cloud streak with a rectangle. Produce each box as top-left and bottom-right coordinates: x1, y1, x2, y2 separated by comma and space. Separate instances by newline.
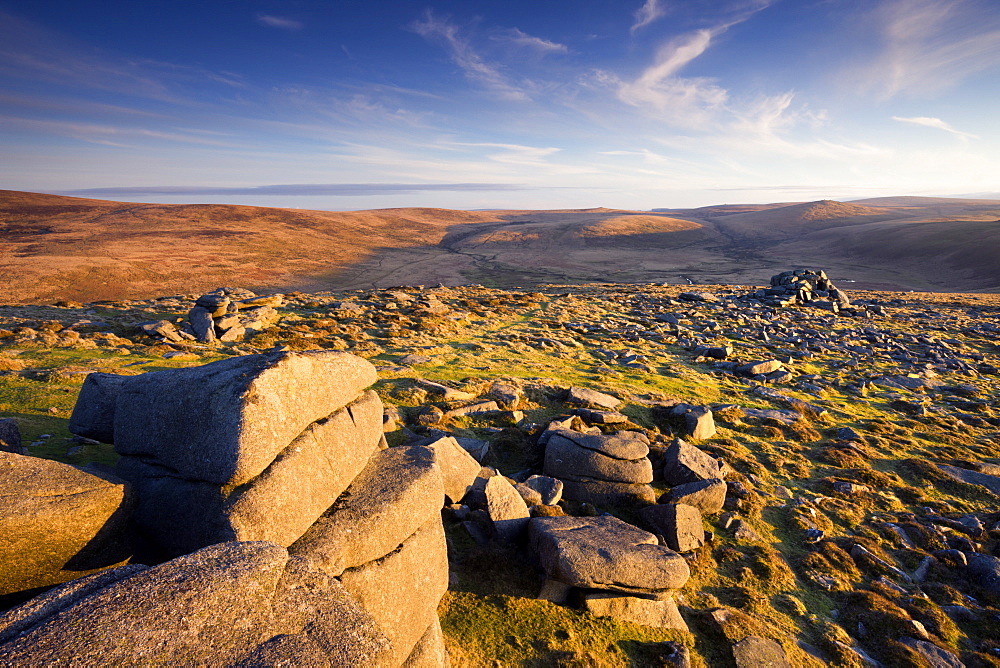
615, 28, 727, 127
411, 12, 530, 101
255, 15, 303, 31
863, 0, 1000, 98
493, 28, 568, 54
631, 0, 668, 33
892, 115, 978, 139
611, 3, 779, 131
0, 115, 240, 148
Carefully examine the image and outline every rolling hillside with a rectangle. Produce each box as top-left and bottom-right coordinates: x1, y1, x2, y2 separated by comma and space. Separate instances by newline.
2, 190, 1000, 302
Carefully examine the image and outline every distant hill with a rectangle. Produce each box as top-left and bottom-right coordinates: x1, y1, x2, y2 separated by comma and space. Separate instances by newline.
2, 190, 1000, 302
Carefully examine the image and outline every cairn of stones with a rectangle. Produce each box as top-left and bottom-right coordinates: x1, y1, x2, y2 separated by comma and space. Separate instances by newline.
0, 350, 477, 666
745, 269, 852, 312
139, 288, 283, 344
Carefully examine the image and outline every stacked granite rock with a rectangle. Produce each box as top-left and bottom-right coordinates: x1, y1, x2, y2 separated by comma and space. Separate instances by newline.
541, 386, 656, 505
642, 439, 728, 553
543, 430, 655, 505
0, 351, 467, 666
530, 515, 691, 631
748, 269, 851, 312
138, 288, 283, 344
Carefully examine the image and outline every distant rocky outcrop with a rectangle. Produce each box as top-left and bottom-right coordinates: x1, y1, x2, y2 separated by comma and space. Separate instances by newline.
137, 288, 283, 345
742, 268, 852, 312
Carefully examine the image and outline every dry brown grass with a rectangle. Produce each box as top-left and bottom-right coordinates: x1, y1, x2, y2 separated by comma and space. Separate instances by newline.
5, 190, 1000, 302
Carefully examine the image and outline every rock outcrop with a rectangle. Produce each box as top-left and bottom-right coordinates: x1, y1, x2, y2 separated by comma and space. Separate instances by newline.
529, 515, 690, 595
70, 350, 381, 557
0, 542, 394, 666
0, 350, 451, 666
0, 452, 133, 596
544, 430, 655, 505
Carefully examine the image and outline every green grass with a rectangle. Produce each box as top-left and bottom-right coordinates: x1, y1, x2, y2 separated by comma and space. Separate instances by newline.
441, 592, 693, 667
2, 284, 1000, 666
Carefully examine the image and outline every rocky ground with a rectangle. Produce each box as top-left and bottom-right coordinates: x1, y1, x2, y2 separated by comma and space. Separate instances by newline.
1, 276, 999, 666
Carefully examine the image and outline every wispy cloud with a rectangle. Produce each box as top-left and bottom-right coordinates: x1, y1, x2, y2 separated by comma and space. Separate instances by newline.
493, 28, 568, 54
457, 142, 562, 165
892, 115, 978, 139
410, 12, 530, 101
62, 183, 530, 197
612, 3, 777, 129
614, 28, 727, 128
861, 0, 1000, 98
0, 10, 244, 103
255, 15, 303, 31
0, 115, 240, 148
631, 0, 668, 33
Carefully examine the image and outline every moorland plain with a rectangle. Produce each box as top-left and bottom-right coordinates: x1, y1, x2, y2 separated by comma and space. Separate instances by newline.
3, 190, 1000, 304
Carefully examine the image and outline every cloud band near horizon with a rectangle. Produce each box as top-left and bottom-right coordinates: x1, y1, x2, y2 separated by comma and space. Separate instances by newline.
60, 183, 532, 197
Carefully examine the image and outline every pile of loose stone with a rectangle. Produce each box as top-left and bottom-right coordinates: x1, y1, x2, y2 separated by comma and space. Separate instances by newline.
0, 351, 471, 666
138, 288, 283, 344
741, 269, 853, 312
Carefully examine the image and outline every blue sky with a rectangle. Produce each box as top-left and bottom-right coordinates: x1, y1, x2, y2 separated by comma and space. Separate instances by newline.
2, 0, 999, 210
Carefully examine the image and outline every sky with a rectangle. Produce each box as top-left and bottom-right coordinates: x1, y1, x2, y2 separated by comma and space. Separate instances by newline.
2, 0, 999, 211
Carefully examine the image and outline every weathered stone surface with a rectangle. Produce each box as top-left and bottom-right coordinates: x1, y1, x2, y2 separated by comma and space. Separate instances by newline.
339, 519, 449, 667
667, 478, 727, 514
559, 478, 657, 506
290, 445, 442, 576
0, 564, 147, 645
521, 475, 563, 505
645, 641, 691, 668
565, 386, 621, 410
731, 636, 791, 668
529, 516, 690, 592
118, 390, 384, 557
545, 434, 653, 484
235, 634, 332, 667
640, 503, 705, 552
485, 475, 530, 542
0, 418, 23, 454
0, 542, 288, 665
679, 291, 718, 303
423, 435, 481, 503
550, 430, 650, 460
0, 452, 133, 596
582, 592, 689, 631
68, 372, 130, 444
965, 553, 1000, 599
262, 555, 393, 667
138, 319, 184, 342
226, 390, 383, 543
736, 360, 783, 376
113, 350, 377, 486
537, 578, 573, 603
938, 464, 1000, 495
239, 305, 281, 331
576, 408, 629, 424
444, 400, 500, 419
663, 439, 722, 486
732, 518, 763, 542
683, 407, 716, 440
898, 637, 964, 668
416, 379, 475, 401
188, 305, 217, 343
239, 294, 284, 308
403, 618, 448, 668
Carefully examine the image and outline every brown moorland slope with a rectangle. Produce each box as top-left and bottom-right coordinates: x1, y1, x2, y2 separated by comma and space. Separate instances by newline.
2, 190, 1000, 302
0, 190, 508, 302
